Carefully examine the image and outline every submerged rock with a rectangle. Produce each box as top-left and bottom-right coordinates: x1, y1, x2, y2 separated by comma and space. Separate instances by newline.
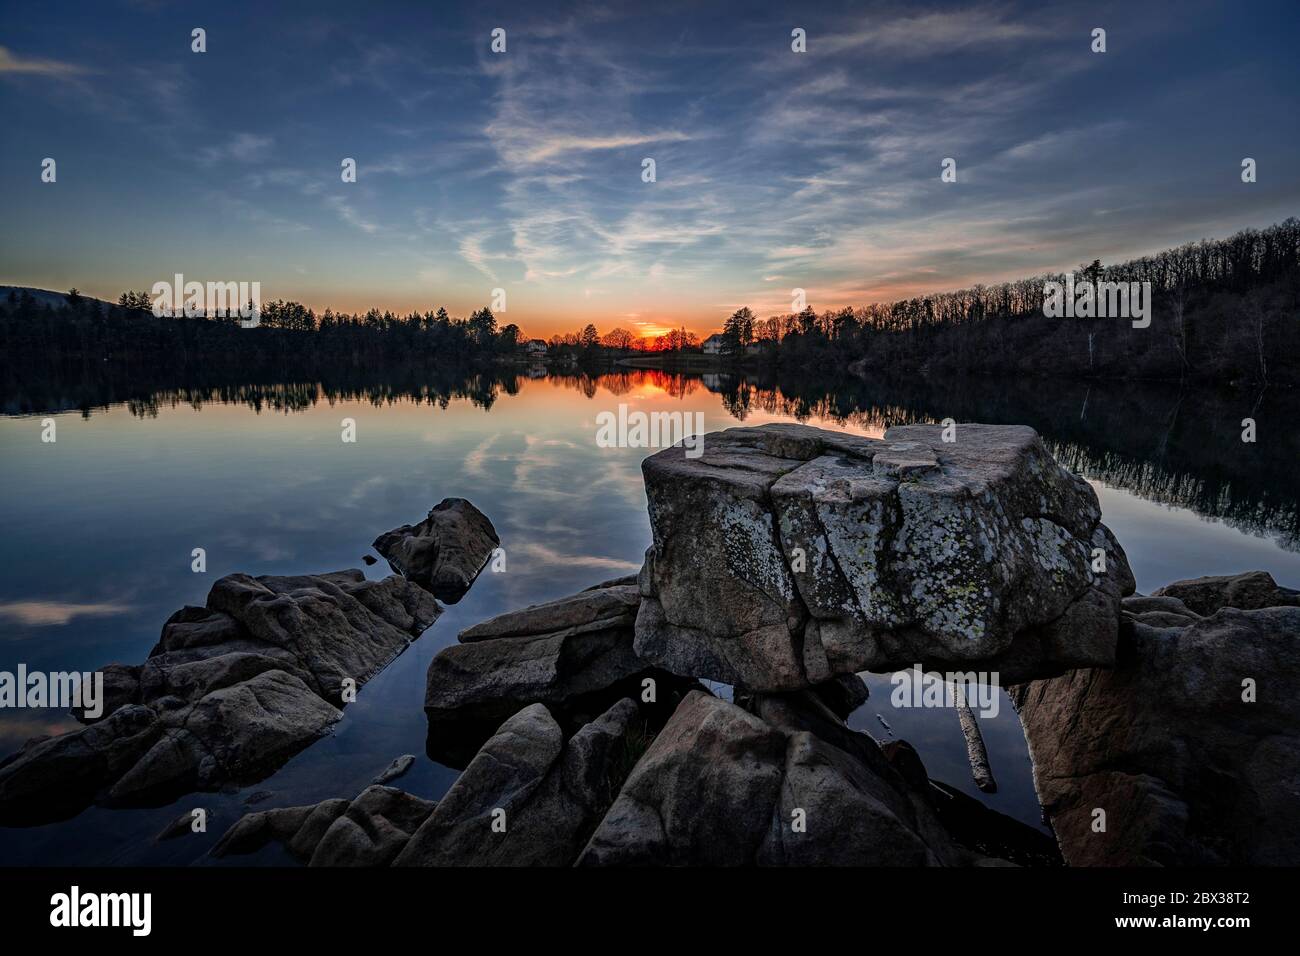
0, 569, 441, 825
1152, 570, 1300, 617
635, 423, 1133, 691
424, 581, 696, 767
212, 785, 437, 867
1012, 579, 1300, 866
372, 497, 499, 603
155, 807, 209, 842
371, 754, 416, 786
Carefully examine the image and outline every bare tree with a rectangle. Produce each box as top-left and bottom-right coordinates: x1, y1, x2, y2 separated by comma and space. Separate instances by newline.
1168, 284, 1190, 381
1245, 291, 1269, 385
601, 328, 635, 350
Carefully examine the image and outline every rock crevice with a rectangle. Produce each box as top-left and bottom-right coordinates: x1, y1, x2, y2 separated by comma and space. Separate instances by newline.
635, 423, 1134, 691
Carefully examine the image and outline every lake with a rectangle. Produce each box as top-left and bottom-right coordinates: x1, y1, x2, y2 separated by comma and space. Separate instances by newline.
2, 366, 1297, 864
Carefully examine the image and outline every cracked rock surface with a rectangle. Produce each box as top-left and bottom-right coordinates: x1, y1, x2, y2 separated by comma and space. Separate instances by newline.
218, 685, 1021, 867
423, 579, 697, 767
576, 689, 982, 866
1012, 574, 1300, 866
634, 422, 1134, 691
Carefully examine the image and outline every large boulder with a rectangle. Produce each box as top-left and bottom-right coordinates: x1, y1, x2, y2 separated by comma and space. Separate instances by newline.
424, 581, 695, 767
576, 690, 979, 866
1012, 580, 1300, 866
398, 698, 643, 866
635, 423, 1133, 690
372, 498, 499, 603
0, 569, 441, 825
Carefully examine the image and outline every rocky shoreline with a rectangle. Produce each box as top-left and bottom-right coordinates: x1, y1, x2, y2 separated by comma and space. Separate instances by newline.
0, 500, 498, 825
4, 423, 1297, 865
209, 566, 1297, 867
1012, 573, 1300, 866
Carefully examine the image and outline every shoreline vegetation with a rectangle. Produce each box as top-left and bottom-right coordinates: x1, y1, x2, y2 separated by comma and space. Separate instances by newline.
3, 218, 1297, 387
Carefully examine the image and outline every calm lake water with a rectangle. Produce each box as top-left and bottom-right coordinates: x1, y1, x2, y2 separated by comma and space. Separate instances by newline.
1, 367, 1297, 865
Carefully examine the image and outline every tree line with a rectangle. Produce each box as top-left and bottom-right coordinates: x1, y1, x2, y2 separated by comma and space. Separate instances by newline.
0, 290, 527, 367
542, 324, 700, 353
4, 217, 1296, 385
711, 218, 1300, 385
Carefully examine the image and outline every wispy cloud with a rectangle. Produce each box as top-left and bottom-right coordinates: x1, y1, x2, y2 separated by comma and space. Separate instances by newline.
199, 132, 274, 166
0, 601, 133, 627
821, 7, 1047, 56
512, 541, 641, 571
458, 231, 502, 282
506, 131, 691, 165
325, 195, 380, 234
0, 45, 92, 77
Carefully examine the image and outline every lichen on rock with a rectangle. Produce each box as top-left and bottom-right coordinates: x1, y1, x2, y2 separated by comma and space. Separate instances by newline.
634, 422, 1134, 691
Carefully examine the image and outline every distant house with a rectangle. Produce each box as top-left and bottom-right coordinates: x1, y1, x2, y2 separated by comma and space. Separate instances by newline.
525, 339, 548, 355
702, 333, 726, 355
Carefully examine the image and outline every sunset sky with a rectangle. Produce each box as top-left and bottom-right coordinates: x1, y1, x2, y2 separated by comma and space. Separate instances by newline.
2, 0, 1298, 340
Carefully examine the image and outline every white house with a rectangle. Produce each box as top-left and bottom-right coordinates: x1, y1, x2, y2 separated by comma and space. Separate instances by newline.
525, 339, 548, 355
702, 333, 726, 354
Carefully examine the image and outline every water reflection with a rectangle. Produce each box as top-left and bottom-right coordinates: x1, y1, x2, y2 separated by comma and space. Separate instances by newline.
723, 373, 1297, 551
1, 363, 1297, 864
5, 363, 1294, 549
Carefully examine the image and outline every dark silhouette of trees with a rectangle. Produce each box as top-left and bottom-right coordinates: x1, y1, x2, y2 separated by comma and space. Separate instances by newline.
0, 294, 532, 371
711, 218, 1300, 385
468, 307, 498, 347
601, 327, 635, 350
5, 218, 1296, 386
721, 307, 755, 353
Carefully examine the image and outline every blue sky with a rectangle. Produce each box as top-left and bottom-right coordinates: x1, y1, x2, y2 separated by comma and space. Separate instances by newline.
2, 0, 1298, 338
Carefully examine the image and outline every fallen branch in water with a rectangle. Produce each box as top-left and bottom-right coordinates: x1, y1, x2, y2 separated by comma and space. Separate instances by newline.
955, 685, 997, 793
